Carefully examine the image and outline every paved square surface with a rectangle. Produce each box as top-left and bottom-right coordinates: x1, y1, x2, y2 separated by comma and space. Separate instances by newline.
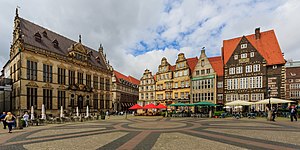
0, 116, 299, 150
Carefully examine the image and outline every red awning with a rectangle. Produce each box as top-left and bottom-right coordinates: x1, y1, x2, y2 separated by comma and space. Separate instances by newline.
156, 104, 167, 109
143, 103, 157, 109
129, 104, 143, 110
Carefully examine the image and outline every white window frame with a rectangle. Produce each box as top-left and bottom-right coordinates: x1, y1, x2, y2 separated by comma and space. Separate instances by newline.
234, 55, 238, 60
241, 44, 247, 49
246, 65, 252, 73
241, 53, 247, 58
250, 52, 254, 57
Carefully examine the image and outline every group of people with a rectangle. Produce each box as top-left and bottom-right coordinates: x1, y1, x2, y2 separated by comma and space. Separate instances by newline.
0, 111, 31, 133
270, 105, 298, 122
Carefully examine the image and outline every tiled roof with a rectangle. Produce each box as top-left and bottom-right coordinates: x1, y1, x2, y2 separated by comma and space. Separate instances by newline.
18, 17, 107, 69
223, 30, 285, 65
153, 75, 156, 81
114, 70, 139, 85
187, 57, 198, 73
208, 56, 223, 76
170, 65, 176, 71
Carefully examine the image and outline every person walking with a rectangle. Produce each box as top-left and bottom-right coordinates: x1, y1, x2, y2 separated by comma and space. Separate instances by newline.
290, 106, 298, 122
23, 112, 29, 127
271, 107, 277, 121
4, 112, 16, 133
0, 112, 7, 129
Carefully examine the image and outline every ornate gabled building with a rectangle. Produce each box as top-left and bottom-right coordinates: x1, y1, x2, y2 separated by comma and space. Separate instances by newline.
112, 70, 139, 111
172, 53, 198, 103
155, 54, 198, 105
155, 57, 174, 104
222, 28, 286, 109
10, 9, 113, 116
191, 48, 223, 104
138, 69, 156, 106
285, 61, 300, 103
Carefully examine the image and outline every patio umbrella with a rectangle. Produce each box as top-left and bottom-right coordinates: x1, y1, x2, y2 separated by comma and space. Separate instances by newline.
255, 98, 294, 104
86, 105, 89, 117
156, 104, 167, 109
169, 103, 186, 107
30, 106, 35, 120
195, 101, 218, 106
129, 104, 143, 110
60, 106, 64, 118
143, 103, 157, 109
76, 106, 79, 117
225, 100, 253, 106
41, 104, 46, 119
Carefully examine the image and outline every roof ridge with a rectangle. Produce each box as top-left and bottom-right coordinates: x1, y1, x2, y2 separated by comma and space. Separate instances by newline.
223, 29, 274, 41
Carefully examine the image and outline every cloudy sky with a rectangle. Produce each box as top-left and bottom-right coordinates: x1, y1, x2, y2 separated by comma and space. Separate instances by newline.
0, 0, 300, 79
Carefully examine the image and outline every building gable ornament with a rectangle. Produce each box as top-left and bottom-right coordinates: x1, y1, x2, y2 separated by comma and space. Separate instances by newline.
42, 83, 53, 89
26, 81, 38, 87
42, 59, 53, 65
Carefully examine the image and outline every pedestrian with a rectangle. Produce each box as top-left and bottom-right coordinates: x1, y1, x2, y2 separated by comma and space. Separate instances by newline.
23, 112, 29, 127
0, 112, 7, 129
271, 107, 276, 121
106, 110, 110, 119
290, 106, 298, 122
4, 112, 16, 133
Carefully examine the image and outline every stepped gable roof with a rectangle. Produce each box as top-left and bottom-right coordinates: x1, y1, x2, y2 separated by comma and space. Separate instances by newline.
18, 17, 107, 69
187, 57, 198, 72
223, 30, 285, 65
114, 70, 139, 85
208, 56, 223, 76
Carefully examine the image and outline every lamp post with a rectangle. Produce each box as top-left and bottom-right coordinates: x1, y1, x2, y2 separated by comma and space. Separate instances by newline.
267, 87, 272, 121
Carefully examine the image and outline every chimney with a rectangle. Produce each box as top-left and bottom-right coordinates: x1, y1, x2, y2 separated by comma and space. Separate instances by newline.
255, 27, 261, 40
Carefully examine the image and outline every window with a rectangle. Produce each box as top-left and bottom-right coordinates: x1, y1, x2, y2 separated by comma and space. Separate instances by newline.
185, 81, 189, 87
206, 69, 210, 74
201, 69, 205, 75
241, 44, 247, 49
175, 72, 178, 77
27, 88, 37, 109
175, 92, 178, 99
179, 71, 182, 77
86, 74, 91, 87
105, 93, 110, 109
184, 70, 188, 76
93, 93, 98, 109
246, 65, 252, 73
241, 53, 247, 58
175, 82, 178, 88
100, 77, 105, 90
250, 52, 254, 57
180, 92, 184, 99
181, 81, 184, 88
100, 93, 104, 109
58, 68, 66, 84
105, 79, 110, 91
253, 64, 260, 72
229, 68, 235, 75
77, 72, 83, 84
236, 66, 243, 74
196, 70, 199, 75
217, 82, 223, 88
43, 64, 53, 83
27, 60, 37, 81
201, 60, 205, 66
57, 91, 66, 109
69, 70, 75, 85
273, 65, 277, 69
234, 55, 238, 60
93, 76, 99, 89
43, 89, 53, 109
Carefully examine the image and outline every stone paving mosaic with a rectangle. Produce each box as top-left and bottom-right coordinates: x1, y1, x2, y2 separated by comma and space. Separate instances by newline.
0, 116, 299, 150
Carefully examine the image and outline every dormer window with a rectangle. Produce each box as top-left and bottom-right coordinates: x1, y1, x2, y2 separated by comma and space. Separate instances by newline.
52, 39, 59, 48
241, 44, 247, 49
42, 31, 47, 37
273, 65, 277, 69
34, 32, 41, 42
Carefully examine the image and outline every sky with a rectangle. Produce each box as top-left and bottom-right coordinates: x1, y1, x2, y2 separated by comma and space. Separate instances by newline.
0, 0, 300, 79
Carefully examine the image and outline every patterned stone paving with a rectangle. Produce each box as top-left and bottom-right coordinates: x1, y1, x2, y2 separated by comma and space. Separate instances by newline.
0, 116, 299, 150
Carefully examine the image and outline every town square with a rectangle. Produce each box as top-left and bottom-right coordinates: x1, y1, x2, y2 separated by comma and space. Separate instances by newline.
0, 0, 300, 150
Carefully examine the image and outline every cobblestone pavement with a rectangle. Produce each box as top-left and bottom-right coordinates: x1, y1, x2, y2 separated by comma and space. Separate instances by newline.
0, 116, 299, 150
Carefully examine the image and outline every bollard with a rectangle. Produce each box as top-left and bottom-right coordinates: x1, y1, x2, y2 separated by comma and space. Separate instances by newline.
15, 116, 23, 129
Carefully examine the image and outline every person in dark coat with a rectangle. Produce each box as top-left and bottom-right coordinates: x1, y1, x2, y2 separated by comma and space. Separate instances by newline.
0, 112, 7, 129
290, 106, 298, 122
271, 107, 277, 121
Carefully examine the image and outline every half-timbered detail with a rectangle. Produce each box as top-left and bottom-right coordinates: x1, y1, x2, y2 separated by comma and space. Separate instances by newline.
223, 28, 285, 110
10, 9, 113, 116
